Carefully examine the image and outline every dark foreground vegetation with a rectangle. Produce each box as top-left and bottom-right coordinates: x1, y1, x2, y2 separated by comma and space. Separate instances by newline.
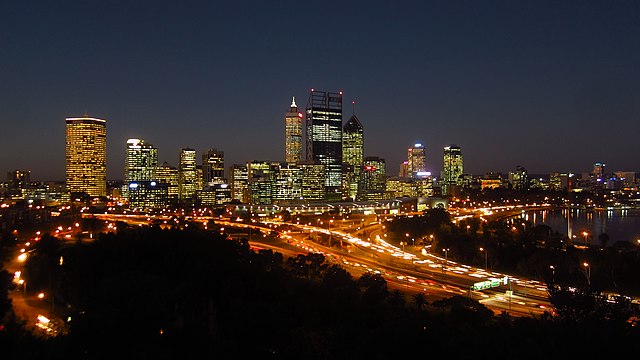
1, 225, 640, 359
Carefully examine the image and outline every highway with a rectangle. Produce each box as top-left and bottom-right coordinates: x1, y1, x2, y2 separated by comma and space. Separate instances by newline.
84, 211, 553, 317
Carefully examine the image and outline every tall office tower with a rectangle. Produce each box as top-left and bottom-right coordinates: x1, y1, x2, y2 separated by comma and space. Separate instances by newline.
614, 171, 636, 189
272, 162, 303, 204
342, 108, 364, 201
202, 148, 225, 186
399, 161, 409, 178
508, 165, 529, 191
125, 139, 158, 183
156, 161, 179, 202
360, 156, 386, 201
593, 162, 606, 180
285, 97, 303, 163
299, 161, 325, 201
178, 148, 197, 201
407, 143, 426, 179
65, 116, 107, 197
442, 144, 463, 195
229, 164, 250, 203
549, 172, 572, 191
248, 160, 275, 205
7, 170, 31, 190
306, 89, 343, 201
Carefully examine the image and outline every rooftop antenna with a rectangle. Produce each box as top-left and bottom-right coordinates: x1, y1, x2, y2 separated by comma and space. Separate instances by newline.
352, 100, 356, 116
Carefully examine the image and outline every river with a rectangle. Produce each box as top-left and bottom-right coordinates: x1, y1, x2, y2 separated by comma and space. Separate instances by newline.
514, 207, 640, 246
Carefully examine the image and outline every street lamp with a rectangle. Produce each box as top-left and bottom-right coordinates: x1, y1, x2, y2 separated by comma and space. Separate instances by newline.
18, 279, 26, 296
328, 220, 333, 247
442, 248, 450, 279
479, 247, 487, 270
582, 231, 589, 245
400, 241, 405, 253
581, 262, 591, 286
549, 265, 555, 283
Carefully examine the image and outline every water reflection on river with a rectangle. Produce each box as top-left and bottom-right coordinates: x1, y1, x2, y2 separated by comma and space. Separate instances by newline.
515, 208, 640, 245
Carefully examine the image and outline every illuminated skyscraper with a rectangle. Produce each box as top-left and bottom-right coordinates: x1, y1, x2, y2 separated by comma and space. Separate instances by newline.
399, 161, 409, 178
248, 160, 274, 205
125, 139, 158, 183
342, 107, 364, 201
306, 89, 343, 201
299, 161, 325, 201
285, 97, 303, 163
202, 148, 225, 186
157, 161, 179, 201
508, 165, 528, 191
407, 143, 426, 179
360, 156, 386, 201
442, 144, 463, 195
7, 170, 30, 190
229, 164, 250, 203
593, 162, 606, 180
65, 117, 106, 197
272, 162, 302, 204
178, 148, 197, 200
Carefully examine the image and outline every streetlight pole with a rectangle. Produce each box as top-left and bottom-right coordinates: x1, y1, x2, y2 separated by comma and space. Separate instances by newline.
442, 248, 449, 279
549, 265, 555, 283
582, 262, 591, 287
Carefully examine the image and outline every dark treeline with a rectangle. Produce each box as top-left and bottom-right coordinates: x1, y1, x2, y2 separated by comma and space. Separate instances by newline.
2, 225, 640, 359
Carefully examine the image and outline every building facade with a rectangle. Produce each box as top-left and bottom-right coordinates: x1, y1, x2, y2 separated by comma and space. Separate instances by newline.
125, 138, 158, 183
342, 112, 364, 201
306, 90, 343, 201
178, 148, 198, 201
442, 144, 463, 196
202, 148, 225, 186
65, 117, 107, 197
407, 143, 426, 179
360, 156, 386, 201
285, 97, 303, 163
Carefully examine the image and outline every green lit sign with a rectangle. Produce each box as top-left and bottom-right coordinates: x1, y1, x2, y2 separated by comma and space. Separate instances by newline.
472, 276, 508, 291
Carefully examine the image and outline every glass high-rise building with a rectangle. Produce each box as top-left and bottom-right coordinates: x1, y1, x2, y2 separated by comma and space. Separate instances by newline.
229, 164, 250, 203
407, 143, 427, 179
285, 97, 303, 163
178, 148, 197, 200
202, 148, 225, 186
306, 89, 343, 201
360, 156, 386, 201
65, 117, 107, 197
125, 138, 158, 183
342, 111, 364, 201
442, 144, 463, 195
299, 161, 325, 201
157, 161, 179, 202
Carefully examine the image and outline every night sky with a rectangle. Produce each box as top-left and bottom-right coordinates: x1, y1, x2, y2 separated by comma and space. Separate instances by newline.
2, 1, 639, 181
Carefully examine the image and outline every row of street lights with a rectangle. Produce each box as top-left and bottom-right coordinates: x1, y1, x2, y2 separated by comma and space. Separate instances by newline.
548, 263, 591, 286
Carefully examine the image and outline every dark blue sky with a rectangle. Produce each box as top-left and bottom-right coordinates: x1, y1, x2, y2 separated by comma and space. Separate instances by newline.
2, 0, 639, 181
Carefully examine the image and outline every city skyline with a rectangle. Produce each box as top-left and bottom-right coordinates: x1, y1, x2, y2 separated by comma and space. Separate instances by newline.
2, 1, 640, 180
